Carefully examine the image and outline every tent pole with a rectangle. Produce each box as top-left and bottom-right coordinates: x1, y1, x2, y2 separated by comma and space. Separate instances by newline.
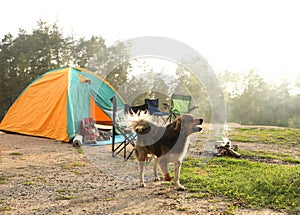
111, 96, 116, 157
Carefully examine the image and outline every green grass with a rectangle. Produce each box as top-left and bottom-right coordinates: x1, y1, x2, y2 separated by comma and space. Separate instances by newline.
230, 127, 300, 146
9, 152, 23, 156
239, 149, 300, 164
181, 157, 300, 213
59, 161, 85, 170
0, 177, 5, 184
177, 206, 187, 211
23, 181, 35, 186
75, 147, 84, 154
56, 195, 75, 200
0, 206, 11, 212
56, 189, 68, 193
105, 197, 115, 201
72, 170, 83, 175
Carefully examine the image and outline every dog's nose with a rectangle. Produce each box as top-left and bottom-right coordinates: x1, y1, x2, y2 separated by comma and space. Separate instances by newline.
135, 128, 141, 134
135, 127, 145, 134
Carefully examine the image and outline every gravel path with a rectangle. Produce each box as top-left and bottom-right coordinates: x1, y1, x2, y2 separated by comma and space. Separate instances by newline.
0, 132, 285, 214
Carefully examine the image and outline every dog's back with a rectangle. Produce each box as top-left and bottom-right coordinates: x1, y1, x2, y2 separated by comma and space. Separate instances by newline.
135, 115, 201, 158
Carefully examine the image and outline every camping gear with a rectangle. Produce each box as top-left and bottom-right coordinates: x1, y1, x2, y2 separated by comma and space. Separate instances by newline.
80, 118, 99, 143
144, 98, 169, 125
0, 67, 124, 142
125, 103, 148, 114
73, 135, 83, 147
111, 96, 139, 160
163, 94, 198, 123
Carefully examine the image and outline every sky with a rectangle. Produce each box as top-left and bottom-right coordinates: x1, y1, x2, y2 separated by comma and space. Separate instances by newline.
1, 0, 300, 81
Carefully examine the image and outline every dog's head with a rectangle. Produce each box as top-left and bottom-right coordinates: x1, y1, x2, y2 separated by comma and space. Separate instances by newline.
128, 111, 156, 135
133, 119, 152, 135
174, 114, 203, 136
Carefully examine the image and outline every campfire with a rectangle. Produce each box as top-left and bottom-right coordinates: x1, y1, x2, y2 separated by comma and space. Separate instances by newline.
214, 138, 240, 158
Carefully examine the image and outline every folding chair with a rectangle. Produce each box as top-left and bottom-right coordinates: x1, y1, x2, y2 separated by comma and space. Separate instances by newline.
125, 103, 148, 114
111, 97, 148, 160
163, 94, 198, 123
144, 98, 169, 125
111, 96, 135, 160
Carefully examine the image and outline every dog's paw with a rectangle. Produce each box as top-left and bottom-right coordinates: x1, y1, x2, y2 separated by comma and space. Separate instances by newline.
164, 174, 172, 181
139, 182, 146, 187
154, 177, 160, 182
176, 185, 185, 191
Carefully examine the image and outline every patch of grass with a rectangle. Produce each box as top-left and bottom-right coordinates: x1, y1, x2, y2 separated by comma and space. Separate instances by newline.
239, 149, 300, 164
71, 170, 83, 175
37, 177, 46, 182
75, 147, 84, 154
57, 195, 75, 200
60, 162, 85, 170
105, 197, 115, 201
0, 177, 5, 184
9, 152, 23, 156
56, 189, 68, 193
16, 167, 25, 169
23, 181, 35, 186
230, 127, 300, 146
181, 157, 300, 213
0, 206, 11, 212
177, 206, 187, 211
227, 204, 239, 214
161, 181, 172, 187
168, 194, 181, 200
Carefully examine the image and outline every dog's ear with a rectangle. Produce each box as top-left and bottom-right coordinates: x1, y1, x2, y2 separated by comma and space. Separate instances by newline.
174, 117, 182, 131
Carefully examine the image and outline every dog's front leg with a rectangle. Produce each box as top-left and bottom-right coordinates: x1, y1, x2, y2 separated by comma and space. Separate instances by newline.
158, 159, 171, 181
174, 160, 184, 191
139, 161, 146, 187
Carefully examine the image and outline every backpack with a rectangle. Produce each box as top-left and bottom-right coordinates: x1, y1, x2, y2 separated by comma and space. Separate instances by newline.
80, 118, 99, 143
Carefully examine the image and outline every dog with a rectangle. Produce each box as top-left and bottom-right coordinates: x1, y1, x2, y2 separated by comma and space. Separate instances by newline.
129, 111, 203, 190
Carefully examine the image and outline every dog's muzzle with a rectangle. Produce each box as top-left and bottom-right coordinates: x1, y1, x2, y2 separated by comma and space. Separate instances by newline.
135, 126, 151, 135
192, 118, 203, 133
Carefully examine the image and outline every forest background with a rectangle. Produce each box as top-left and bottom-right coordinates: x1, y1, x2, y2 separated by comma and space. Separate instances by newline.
1, 21, 299, 128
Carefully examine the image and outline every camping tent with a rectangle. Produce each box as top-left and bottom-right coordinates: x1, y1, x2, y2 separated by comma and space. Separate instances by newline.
0, 66, 124, 142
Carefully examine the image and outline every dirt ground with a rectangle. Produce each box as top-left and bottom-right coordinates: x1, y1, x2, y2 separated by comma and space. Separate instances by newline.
0, 125, 292, 215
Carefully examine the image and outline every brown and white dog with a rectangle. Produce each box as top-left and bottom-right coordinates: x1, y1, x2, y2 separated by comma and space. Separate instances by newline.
129, 112, 203, 190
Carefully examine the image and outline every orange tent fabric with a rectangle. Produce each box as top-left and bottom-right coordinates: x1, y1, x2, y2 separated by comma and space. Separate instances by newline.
0, 67, 124, 142
0, 68, 69, 141
90, 95, 112, 125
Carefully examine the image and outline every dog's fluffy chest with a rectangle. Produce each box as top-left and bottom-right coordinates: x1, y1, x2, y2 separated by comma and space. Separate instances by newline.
180, 137, 190, 160
159, 135, 190, 162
